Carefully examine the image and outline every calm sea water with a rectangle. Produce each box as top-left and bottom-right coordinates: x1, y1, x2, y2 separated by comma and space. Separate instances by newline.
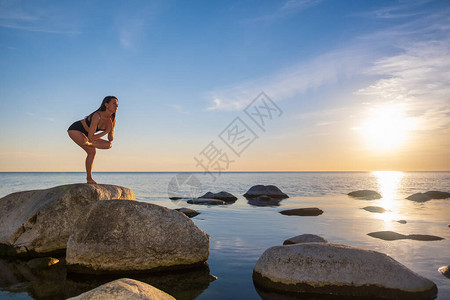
0, 172, 449, 299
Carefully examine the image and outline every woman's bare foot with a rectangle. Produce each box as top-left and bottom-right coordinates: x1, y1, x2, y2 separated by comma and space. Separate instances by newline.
87, 179, 97, 184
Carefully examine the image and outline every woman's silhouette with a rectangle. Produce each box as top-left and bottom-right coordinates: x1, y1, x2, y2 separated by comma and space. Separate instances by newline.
68, 96, 118, 184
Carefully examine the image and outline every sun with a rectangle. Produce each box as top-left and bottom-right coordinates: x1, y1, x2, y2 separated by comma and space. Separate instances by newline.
358, 104, 415, 151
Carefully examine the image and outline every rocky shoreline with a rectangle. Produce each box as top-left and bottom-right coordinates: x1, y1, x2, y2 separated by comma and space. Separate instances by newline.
0, 184, 447, 299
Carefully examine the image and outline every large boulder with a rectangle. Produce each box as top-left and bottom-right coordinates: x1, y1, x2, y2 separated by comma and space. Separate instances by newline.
253, 243, 437, 299
67, 278, 175, 300
0, 184, 135, 257
347, 190, 381, 199
66, 200, 210, 274
199, 191, 237, 202
244, 185, 288, 199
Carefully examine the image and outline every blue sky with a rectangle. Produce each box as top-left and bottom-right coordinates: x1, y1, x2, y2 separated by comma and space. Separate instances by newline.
0, 0, 449, 171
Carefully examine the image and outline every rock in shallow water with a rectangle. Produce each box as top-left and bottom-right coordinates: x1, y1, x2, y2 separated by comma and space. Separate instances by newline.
247, 195, 283, 207
199, 191, 237, 202
438, 265, 450, 279
362, 206, 388, 213
175, 207, 200, 218
283, 234, 328, 245
279, 208, 323, 216
187, 198, 226, 205
406, 193, 432, 202
0, 184, 135, 257
66, 200, 210, 274
244, 185, 288, 199
67, 278, 175, 300
368, 231, 444, 241
253, 243, 437, 299
347, 190, 381, 199
424, 191, 450, 199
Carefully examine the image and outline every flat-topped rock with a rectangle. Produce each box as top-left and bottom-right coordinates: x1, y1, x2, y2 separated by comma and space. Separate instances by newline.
67, 278, 175, 300
187, 198, 226, 205
0, 184, 135, 257
253, 243, 437, 299
362, 206, 388, 213
424, 191, 450, 199
348, 190, 381, 199
407, 193, 432, 202
283, 234, 328, 245
244, 185, 288, 199
175, 207, 200, 218
279, 208, 323, 216
199, 191, 237, 202
368, 231, 444, 241
66, 200, 209, 274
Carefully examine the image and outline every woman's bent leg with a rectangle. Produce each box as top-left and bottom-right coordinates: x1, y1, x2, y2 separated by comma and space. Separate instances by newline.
68, 130, 98, 184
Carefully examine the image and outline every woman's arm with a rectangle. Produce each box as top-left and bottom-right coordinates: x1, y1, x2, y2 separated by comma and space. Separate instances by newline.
87, 113, 110, 142
108, 118, 116, 142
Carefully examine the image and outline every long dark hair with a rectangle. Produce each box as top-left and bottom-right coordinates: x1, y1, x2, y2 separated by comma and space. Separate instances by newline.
87, 96, 118, 122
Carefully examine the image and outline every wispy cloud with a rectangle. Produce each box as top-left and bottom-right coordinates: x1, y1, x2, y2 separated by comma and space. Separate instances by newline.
206, 45, 373, 111
169, 104, 190, 114
245, 0, 322, 23
0, 0, 81, 34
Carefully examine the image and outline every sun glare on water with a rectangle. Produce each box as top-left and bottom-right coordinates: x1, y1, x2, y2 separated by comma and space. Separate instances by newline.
358, 105, 416, 151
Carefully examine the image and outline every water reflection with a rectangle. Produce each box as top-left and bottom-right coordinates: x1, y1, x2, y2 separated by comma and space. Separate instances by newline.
0, 257, 216, 300
372, 171, 404, 223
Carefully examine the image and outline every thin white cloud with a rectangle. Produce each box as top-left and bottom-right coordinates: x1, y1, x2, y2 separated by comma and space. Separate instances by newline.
169, 104, 190, 114
0, 1, 81, 34
245, 0, 322, 23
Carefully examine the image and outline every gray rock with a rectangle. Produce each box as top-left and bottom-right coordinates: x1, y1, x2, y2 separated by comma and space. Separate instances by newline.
396, 220, 407, 224
347, 190, 381, 199
175, 207, 200, 218
438, 265, 450, 279
199, 191, 237, 202
406, 193, 432, 202
66, 200, 209, 274
362, 206, 388, 213
187, 198, 226, 205
67, 278, 175, 300
424, 191, 450, 199
283, 234, 328, 245
279, 208, 323, 216
0, 184, 135, 257
368, 231, 444, 241
253, 243, 437, 299
248, 195, 283, 207
243, 185, 288, 199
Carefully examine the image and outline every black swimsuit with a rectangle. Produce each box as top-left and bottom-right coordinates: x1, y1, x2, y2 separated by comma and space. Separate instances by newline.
68, 116, 104, 136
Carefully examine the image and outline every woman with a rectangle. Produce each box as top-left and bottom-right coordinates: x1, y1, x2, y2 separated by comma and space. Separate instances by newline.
68, 96, 119, 184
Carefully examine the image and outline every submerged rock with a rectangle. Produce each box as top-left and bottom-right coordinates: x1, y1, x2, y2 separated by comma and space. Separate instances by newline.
66, 200, 210, 274
279, 208, 323, 216
175, 207, 200, 218
247, 195, 283, 207
283, 234, 328, 245
438, 265, 450, 279
362, 206, 388, 213
253, 243, 437, 299
396, 220, 407, 224
67, 278, 175, 300
243, 185, 288, 199
187, 198, 226, 205
406, 193, 432, 202
347, 190, 381, 199
368, 231, 444, 241
199, 191, 237, 202
0, 184, 135, 257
